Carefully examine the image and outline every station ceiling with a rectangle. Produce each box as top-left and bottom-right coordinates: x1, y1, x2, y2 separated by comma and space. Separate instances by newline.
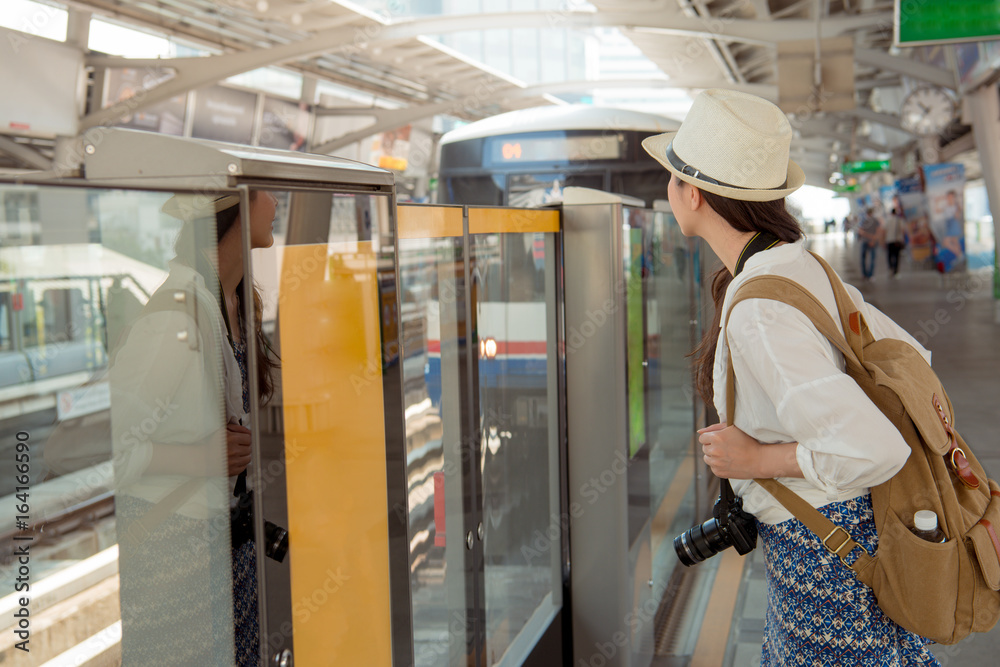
2, 0, 990, 189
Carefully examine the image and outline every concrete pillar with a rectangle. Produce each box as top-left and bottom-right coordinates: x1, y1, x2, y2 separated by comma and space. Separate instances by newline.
67, 9, 92, 141
965, 82, 1000, 320
65, 9, 91, 50
300, 76, 318, 105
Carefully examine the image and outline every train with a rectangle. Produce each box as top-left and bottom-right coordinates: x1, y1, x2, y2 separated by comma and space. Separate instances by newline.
424, 105, 684, 416
438, 104, 680, 208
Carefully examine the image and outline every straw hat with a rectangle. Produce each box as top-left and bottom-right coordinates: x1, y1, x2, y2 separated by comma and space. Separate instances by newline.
161, 193, 240, 220
642, 89, 804, 202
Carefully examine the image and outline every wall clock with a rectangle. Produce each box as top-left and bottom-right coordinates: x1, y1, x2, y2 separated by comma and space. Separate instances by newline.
899, 86, 957, 136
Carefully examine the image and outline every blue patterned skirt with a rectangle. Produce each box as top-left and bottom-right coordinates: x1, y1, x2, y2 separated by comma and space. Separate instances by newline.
233, 539, 260, 667
759, 495, 941, 666
116, 494, 235, 666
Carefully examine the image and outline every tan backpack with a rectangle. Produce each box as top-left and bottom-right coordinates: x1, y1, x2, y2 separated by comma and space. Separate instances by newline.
724, 251, 1000, 645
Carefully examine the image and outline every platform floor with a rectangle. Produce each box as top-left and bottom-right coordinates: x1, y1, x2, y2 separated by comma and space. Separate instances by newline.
663, 232, 1000, 667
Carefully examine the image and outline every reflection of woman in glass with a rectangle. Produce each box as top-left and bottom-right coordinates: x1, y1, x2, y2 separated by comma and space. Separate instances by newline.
111, 191, 277, 666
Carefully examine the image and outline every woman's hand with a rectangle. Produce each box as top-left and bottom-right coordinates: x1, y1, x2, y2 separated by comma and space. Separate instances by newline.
698, 423, 762, 479
698, 423, 804, 480
226, 423, 252, 477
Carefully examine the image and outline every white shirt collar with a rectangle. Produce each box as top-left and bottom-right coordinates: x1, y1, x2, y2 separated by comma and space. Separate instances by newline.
719, 237, 808, 328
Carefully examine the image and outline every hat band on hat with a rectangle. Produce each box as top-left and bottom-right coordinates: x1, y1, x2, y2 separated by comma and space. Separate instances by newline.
665, 143, 787, 192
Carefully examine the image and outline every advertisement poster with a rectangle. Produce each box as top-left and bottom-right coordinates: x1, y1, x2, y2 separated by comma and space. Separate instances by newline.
922, 163, 966, 273
105, 68, 186, 136
625, 226, 646, 458
191, 85, 257, 145
894, 176, 934, 262
878, 184, 895, 210
259, 97, 309, 151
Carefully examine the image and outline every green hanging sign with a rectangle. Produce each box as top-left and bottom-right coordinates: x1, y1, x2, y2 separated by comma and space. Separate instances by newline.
842, 160, 891, 174
895, 0, 1000, 46
834, 183, 860, 193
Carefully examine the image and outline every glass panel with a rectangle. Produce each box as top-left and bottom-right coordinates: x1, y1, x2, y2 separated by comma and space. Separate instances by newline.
397, 225, 472, 667
249, 190, 400, 665
474, 228, 561, 666
645, 209, 699, 591
0, 183, 241, 663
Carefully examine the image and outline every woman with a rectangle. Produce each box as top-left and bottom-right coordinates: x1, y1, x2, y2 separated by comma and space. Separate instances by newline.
885, 200, 907, 278
112, 190, 278, 666
642, 90, 939, 665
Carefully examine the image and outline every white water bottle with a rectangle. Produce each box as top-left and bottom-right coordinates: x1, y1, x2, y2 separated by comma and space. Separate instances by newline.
912, 510, 946, 543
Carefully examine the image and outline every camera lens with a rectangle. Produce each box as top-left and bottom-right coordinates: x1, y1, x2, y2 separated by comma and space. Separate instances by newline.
673, 517, 729, 566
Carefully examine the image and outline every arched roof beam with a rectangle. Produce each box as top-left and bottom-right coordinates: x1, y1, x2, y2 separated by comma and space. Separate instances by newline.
80, 9, 886, 130
855, 48, 956, 89
513, 78, 778, 101
841, 107, 912, 134
797, 125, 891, 154
312, 77, 779, 154
313, 97, 503, 155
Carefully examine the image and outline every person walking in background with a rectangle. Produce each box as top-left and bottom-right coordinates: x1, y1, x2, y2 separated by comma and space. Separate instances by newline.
856, 207, 882, 281
884, 203, 907, 278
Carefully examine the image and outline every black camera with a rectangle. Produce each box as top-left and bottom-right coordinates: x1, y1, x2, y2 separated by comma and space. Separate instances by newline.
231, 489, 289, 563
674, 481, 757, 566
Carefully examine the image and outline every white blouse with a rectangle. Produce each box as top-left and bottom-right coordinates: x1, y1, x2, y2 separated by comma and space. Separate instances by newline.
110, 259, 250, 519
713, 240, 931, 525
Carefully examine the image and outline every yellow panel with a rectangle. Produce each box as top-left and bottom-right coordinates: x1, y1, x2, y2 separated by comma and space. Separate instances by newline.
398, 204, 463, 239
468, 207, 560, 234
279, 242, 391, 666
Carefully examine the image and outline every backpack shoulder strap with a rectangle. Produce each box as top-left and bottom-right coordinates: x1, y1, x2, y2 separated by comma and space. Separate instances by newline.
722, 274, 861, 428
755, 478, 875, 574
807, 251, 876, 361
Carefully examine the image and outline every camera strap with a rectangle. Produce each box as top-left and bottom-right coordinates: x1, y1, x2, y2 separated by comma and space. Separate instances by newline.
719, 479, 736, 527
734, 231, 781, 277
718, 231, 781, 525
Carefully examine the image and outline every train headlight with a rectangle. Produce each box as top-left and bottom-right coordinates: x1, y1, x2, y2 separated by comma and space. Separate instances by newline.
480, 337, 498, 360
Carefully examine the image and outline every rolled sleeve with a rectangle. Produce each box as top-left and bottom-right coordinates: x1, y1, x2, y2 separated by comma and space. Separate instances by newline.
727, 299, 911, 497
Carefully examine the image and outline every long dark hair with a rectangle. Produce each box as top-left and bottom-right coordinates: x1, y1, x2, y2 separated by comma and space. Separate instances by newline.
691, 188, 803, 406
215, 193, 278, 404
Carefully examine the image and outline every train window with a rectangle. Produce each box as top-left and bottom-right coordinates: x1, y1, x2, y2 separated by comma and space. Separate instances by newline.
445, 175, 504, 206
613, 169, 670, 208
507, 172, 603, 208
